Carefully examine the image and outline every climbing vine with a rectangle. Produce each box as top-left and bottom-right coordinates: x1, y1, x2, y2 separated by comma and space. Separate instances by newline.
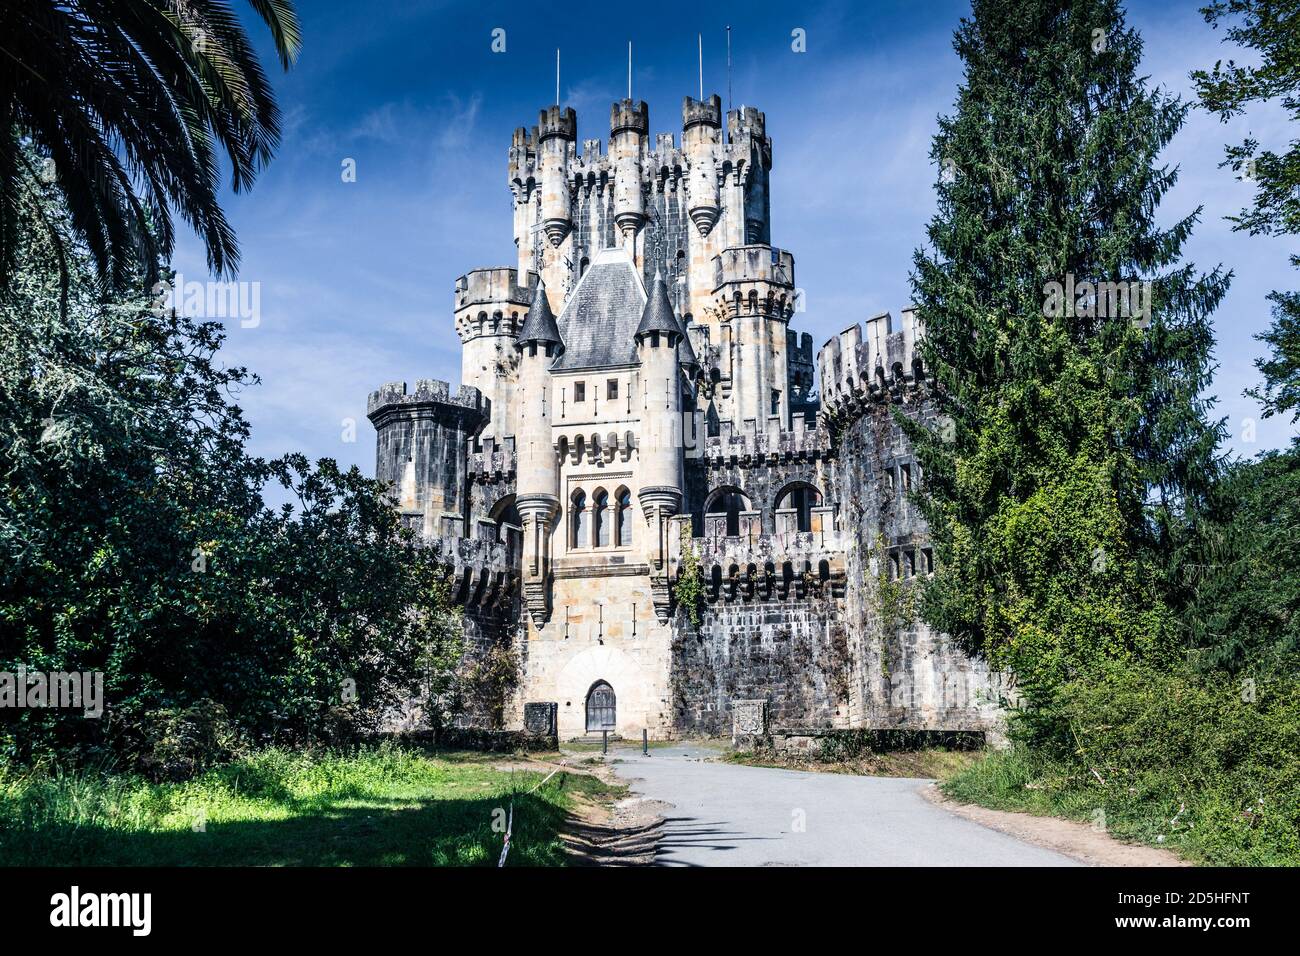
673, 523, 705, 627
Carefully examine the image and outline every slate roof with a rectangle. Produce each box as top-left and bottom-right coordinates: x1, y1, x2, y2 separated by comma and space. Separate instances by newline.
551, 250, 646, 370
516, 279, 563, 348
636, 271, 682, 339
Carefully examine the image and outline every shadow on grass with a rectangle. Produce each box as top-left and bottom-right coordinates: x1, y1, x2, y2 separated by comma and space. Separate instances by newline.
1, 792, 571, 867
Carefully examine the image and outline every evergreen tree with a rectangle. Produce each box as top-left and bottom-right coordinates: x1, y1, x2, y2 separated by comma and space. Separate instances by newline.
906, 0, 1229, 712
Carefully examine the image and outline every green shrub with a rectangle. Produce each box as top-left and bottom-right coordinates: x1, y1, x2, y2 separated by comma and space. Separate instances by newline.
947, 666, 1300, 865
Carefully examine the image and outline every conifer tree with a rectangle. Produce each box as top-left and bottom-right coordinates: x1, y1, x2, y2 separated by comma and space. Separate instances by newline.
905, 0, 1229, 712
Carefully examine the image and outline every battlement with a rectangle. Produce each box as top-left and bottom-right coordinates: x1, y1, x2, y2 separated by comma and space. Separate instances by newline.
714, 245, 796, 293
425, 534, 517, 611
786, 329, 814, 364
610, 98, 650, 137
701, 413, 829, 467
727, 106, 766, 142
366, 379, 486, 419
817, 308, 927, 419
683, 94, 723, 131
468, 435, 517, 481
537, 105, 577, 142
668, 515, 848, 603
454, 267, 537, 312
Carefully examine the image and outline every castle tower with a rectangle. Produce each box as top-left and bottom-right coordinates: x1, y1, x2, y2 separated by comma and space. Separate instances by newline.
454, 267, 537, 439
610, 99, 649, 254
715, 245, 797, 427
537, 106, 577, 299
367, 380, 487, 538
514, 280, 563, 625
636, 271, 685, 621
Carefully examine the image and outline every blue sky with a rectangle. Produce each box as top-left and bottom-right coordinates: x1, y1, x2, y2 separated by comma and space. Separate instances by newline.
171, 0, 1299, 487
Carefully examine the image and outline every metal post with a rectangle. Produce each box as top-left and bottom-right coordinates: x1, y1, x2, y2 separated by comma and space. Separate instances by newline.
602, 730, 608, 755
642, 728, 648, 755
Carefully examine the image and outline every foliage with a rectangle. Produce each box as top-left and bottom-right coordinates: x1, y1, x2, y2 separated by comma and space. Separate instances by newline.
905, 0, 1228, 709
0, 743, 614, 866
0, 159, 460, 768
673, 523, 705, 627
1180, 451, 1300, 673
945, 665, 1300, 865
1247, 290, 1300, 422
1192, 0, 1300, 238
0, 0, 301, 294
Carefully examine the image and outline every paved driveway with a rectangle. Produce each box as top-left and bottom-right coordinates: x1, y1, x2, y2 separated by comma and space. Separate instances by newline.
604, 744, 1077, 867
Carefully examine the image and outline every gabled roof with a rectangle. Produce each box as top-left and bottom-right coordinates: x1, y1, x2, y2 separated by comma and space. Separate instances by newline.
551, 248, 645, 370
516, 279, 562, 348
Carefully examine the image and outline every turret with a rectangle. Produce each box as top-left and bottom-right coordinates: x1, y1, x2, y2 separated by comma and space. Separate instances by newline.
610, 99, 649, 248
682, 95, 722, 237
514, 280, 563, 625
636, 272, 685, 621
454, 267, 538, 438
537, 106, 576, 248
713, 245, 797, 427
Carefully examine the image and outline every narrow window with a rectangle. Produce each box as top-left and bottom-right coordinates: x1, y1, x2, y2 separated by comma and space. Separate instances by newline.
771, 390, 781, 416
617, 489, 632, 546
574, 382, 586, 403
900, 463, 912, 491
571, 491, 587, 548
594, 489, 609, 548
607, 379, 619, 400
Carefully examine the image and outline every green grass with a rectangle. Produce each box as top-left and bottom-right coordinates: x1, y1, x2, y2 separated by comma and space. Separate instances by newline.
0, 743, 619, 866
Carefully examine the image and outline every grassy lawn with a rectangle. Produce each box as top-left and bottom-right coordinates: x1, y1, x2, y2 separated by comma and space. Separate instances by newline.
0, 744, 621, 866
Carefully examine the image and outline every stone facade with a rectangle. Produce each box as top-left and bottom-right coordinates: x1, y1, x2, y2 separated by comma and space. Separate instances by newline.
368, 94, 1005, 742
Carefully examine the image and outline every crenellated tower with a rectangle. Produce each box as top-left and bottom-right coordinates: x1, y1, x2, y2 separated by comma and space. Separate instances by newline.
454, 267, 537, 439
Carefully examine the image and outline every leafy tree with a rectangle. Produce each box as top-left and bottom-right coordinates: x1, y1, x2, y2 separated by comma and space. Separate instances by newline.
1193, 1, 1300, 427
0, 160, 459, 766
0, 0, 301, 295
906, 0, 1228, 712
1247, 290, 1300, 422
1193, 0, 1300, 238
1181, 451, 1300, 674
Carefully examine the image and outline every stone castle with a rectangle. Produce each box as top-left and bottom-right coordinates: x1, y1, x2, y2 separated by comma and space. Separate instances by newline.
367, 94, 1004, 742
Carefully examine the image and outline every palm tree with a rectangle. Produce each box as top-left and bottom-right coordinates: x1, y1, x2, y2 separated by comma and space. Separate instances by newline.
0, 0, 301, 294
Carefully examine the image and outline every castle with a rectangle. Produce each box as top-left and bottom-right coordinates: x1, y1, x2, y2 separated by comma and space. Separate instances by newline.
367, 94, 1004, 742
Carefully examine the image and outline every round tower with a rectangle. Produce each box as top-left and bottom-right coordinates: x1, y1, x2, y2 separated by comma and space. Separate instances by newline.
610, 99, 649, 251
682, 95, 722, 238
514, 280, 564, 625
636, 272, 685, 620
537, 106, 576, 248
454, 267, 538, 439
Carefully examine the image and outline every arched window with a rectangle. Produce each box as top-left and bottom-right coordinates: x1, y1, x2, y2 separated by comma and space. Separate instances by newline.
776, 482, 824, 533
616, 488, 632, 547
593, 489, 609, 548
571, 490, 588, 549
705, 487, 751, 536
585, 681, 616, 731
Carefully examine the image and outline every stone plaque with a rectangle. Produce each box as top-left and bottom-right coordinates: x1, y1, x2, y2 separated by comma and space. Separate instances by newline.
523, 701, 557, 737
731, 698, 768, 749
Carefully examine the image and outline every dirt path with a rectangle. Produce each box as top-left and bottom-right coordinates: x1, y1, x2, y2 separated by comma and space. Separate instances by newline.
920, 784, 1191, 867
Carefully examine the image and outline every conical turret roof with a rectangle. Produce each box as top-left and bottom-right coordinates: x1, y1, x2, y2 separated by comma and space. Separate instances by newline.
636, 271, 682, 340
517, 280, 563, 348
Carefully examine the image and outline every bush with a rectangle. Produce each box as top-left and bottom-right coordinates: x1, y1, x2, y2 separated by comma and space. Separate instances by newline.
948, 666, 1300, 865
117, 700, 247, 781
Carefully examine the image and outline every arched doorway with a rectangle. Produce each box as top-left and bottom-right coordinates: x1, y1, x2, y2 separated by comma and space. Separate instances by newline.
585, 681, 616, 732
